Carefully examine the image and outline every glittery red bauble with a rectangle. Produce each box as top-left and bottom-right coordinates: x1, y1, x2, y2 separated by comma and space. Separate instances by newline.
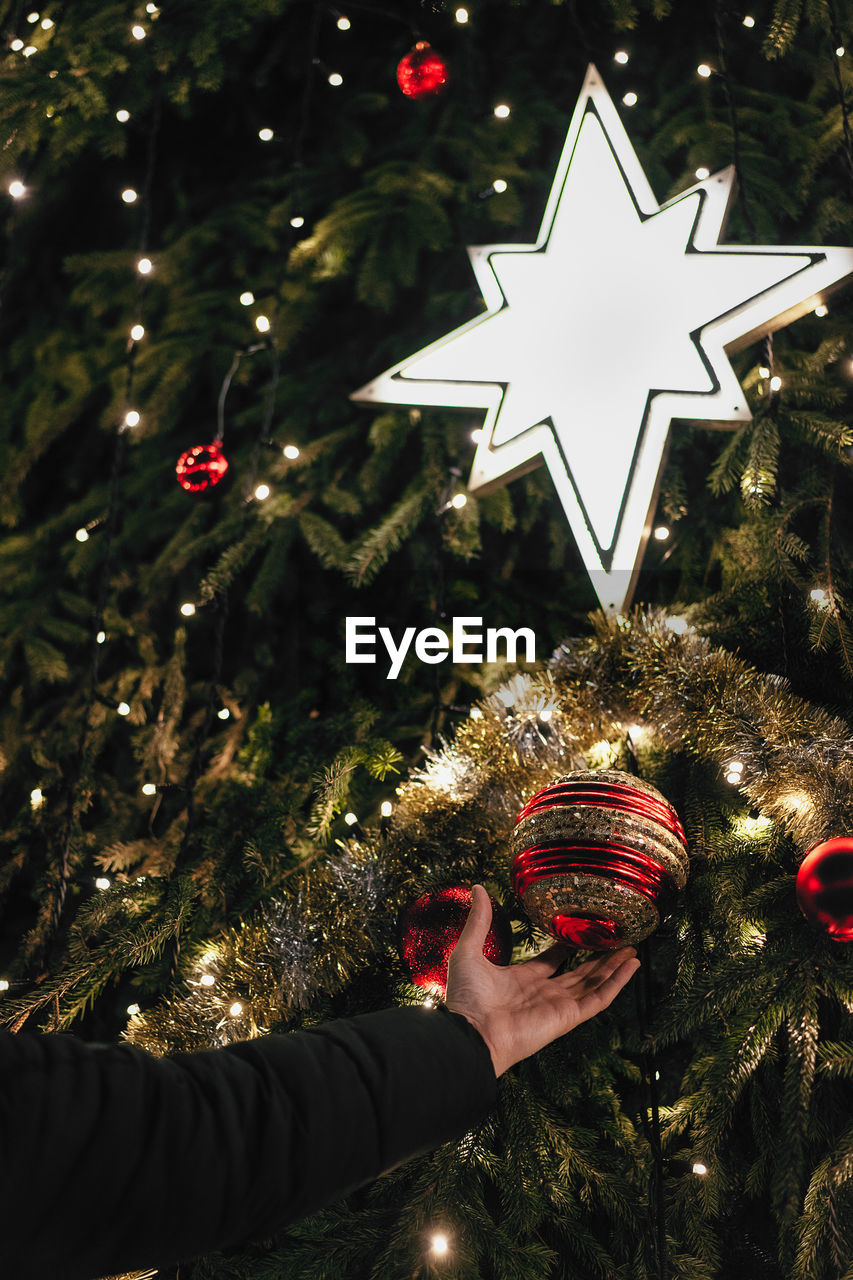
510, 770, 689, 950
176, 442, 229, 492
796, 838, 853, 941
397, 42, 448, 99
398, 886, 512, 995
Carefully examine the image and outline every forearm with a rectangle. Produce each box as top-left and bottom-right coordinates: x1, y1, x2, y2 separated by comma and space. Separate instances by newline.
0, 1006, 497, 1280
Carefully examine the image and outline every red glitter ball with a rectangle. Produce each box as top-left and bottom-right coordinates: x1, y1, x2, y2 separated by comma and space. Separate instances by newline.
398, 886, 512, 995
176, 441, 229, 493
396, 41, 448, 99
796, 837, 853, 941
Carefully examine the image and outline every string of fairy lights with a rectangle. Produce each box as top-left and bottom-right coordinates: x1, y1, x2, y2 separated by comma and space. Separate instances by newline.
2, 3, 852, 1266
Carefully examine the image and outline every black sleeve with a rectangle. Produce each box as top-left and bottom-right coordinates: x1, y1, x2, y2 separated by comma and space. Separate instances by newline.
0, 1006, 497, 1280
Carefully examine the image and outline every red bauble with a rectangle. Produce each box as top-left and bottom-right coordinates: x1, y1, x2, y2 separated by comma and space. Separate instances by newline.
510, 770, 689, 950
796, 838, 853, 941
176, 441, 229, 492
397, 41, 448, 99
398, 886, 513, 995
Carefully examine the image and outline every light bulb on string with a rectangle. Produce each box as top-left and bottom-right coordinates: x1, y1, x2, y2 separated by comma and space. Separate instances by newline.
742, 14, 755, 26
328, 71, 343, 86
126, 1003, 140, 1016
695, 166, 710, 180
380, 801, 393, 817
344, 812, 358, 826
614, 50, 629, 63
492, 178, 507, 193
116, 108, 130, 122
137, 257, 152, 275
30, 788, 44, 809
9, 179, 26, 198
217, 708, 230, 720
180, 602, 196, 617
130, 324, 145, 341
141, 783, 157, 796
653, 525, 670, 541
200, 973, 215, 987
814, 304, 828, 316
283, 444, 300, 459
290, 215, 305, 228
117, 702, 130, 716
254, 484, 270, 501
124, 410, 140, 429
494, 103, 510, 118
26, 12, 39, 23
240, 291, 254, 305
255, 315, 270, 333
336, 14, 351, 29
431, 1234, 449, 1256
697, 63, 712, 77
258, 128, 274, 141
97, 631, 106, 644
131, 24, 146, 40
121, 188, 138, 204
622, 91, 637, 106
455, 7, 469, 22
10, 40, 24, 51
95, 877, 111, 890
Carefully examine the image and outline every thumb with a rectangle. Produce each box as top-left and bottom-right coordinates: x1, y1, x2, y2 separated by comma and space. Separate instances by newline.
455, 884, 492, 954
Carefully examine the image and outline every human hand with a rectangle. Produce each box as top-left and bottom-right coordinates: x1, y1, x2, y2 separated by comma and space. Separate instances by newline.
445, 884, 641, 1077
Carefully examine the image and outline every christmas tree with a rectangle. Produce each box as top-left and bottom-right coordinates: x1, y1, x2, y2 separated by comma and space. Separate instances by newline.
2, 0, 853, 1276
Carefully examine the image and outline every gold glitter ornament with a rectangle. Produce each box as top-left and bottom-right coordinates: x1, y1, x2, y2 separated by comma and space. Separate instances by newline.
510, 769, 689, 949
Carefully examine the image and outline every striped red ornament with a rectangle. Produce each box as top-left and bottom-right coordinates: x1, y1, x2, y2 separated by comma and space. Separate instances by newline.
510, 769, 689, 949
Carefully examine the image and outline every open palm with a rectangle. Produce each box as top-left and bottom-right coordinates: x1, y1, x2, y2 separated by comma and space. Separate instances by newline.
445, 884, 641, 1077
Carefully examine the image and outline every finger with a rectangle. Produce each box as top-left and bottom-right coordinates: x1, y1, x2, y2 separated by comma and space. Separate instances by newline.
563, 946, 637, 988
574, 956, 641, 1018
522, 941, 569, 977
453, 884, 493, 955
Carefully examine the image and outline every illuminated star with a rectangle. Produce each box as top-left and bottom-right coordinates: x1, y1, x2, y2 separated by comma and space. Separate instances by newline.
352, 65, 853, 612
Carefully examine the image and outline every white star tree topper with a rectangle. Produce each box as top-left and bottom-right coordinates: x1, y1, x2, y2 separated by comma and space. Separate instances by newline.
351, 65, 853, 613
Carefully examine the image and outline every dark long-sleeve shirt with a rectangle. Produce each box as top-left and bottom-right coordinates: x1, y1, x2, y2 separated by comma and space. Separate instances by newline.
0, 1005, 498, 1280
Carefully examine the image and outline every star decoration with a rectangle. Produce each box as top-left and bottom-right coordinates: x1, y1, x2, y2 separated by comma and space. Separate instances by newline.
351, 64, 853, 613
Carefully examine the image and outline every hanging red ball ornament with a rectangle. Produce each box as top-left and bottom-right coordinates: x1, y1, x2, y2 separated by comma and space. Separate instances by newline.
396, 41, 448, 99
510, 769, 689, 950
176, 441, 229, 493
796, 838, 853, 941
398, 886, 513, 995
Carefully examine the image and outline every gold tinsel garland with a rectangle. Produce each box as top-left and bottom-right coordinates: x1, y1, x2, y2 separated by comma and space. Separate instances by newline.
123, 607, 853, 1064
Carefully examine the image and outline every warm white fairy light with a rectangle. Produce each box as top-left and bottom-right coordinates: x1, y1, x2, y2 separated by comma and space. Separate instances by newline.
283, 444, 300, 459
258, 128, 274, 141
742, 14, 755, 26
814, 304, 828, 316
117, 702, 130, 716
97, 631, 106, 644
451, 493, 467, 508
653, 524, 670, 540
116, 108, 130, 122
455, 7, 469, 22
121, 188, 138, 204
22, 45, 37, 56
769, 374, 782, 390
492, 178, 507, 193
494, 103, 510, 118
697, 63, 712, 77
614, 50, 629, 64
695, 166, 710, 180
180, 602, 196, 617
124, 410, 140, 428
9, 179, 26, 198
229, 1001, 243, 1016
622, 91, 637, 106
40, 14, 52, 26
758, 364, 770, 377
255, 314, 270, 332
0, 979, 10, 992
126, 1003, 140, 1016
337, 15, 351, 29
254, 483, 270, 501
137, 257, 152, 274
75, 527, 89, 542
470, 706, 483, 719
131, 24, 146, 40
692, 1161, 708, 1175
344, 812, 358, 825
27, 11, 39, 22
95, 876, 111, 890
200, 973, 215, 987
238, 292, 254, 307
10, 40, 24, 51
217, 707, 230, 720
726, 770, 742, 785
380, 800, 393, 816
837, 46, 846, 57
290, 215, 305, 228
146, 2, 159, 11
30, 788, 44, 809
423, 995, 435, 1008
328, 71, 343, 86
141, 783, 157, 795
431, 1235, 449, 1256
